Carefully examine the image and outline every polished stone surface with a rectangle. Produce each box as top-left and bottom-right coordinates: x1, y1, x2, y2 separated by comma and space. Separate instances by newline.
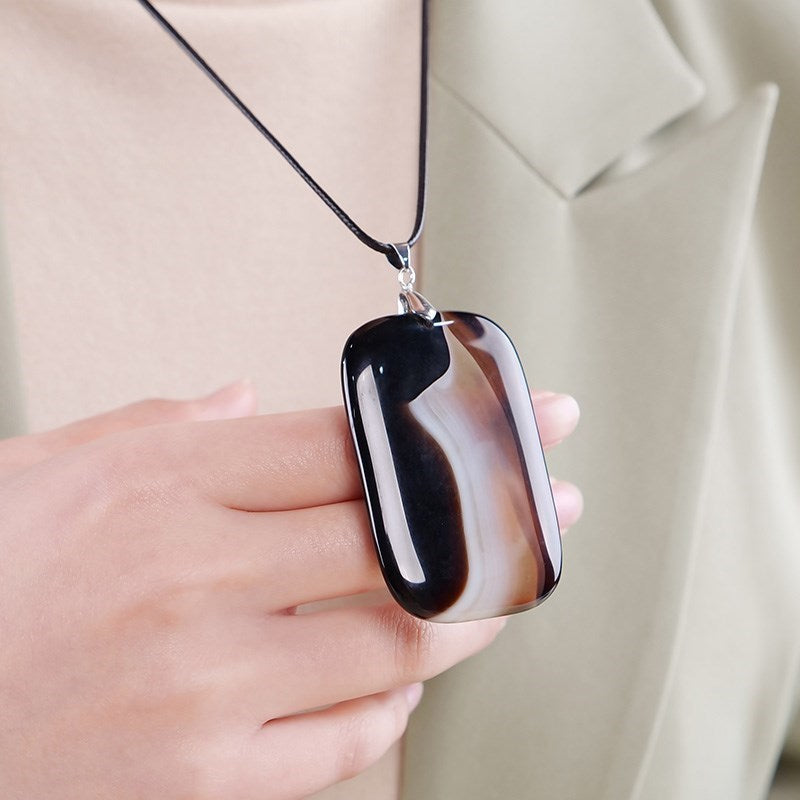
341, 310, 562, 622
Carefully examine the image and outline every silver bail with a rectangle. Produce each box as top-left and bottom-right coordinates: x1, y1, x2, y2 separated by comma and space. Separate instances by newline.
387, 243, 438, 321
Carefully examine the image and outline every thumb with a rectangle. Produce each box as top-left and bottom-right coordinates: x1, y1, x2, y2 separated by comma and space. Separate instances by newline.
0, 379, 258, 474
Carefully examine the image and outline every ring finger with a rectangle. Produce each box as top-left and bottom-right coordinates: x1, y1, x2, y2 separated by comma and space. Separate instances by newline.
253, 600, 505, 721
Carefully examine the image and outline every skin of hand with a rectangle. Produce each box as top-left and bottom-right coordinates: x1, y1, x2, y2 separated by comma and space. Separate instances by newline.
0, 379, 582, 800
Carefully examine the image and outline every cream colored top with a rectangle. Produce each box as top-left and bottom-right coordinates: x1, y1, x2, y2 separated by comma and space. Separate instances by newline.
0, 0, 421, 430
0, 0, 420, 797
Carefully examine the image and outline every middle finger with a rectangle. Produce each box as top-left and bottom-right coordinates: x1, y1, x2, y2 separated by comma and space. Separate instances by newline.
256, 601, 506, 721
231, 499, 384, 612
227, 474, 579, 614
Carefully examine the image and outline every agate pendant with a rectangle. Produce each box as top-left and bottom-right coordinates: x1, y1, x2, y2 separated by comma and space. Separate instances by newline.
340, 275, 562, 623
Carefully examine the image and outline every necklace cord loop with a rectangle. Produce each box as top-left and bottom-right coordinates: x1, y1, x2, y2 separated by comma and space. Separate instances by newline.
134, 0, 429, 270
386, 242, 411, 272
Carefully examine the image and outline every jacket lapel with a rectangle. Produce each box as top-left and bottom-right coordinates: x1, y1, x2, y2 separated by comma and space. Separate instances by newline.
429, 0, 704, 197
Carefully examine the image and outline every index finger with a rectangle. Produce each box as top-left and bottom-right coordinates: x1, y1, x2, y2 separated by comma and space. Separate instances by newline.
172, 405, 362, 512
159, 390, 577, 513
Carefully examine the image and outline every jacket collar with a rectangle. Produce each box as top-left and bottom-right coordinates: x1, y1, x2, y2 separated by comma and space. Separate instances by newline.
431, 0, 705, 198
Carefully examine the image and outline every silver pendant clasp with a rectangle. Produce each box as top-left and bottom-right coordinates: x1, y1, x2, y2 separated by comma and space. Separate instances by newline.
387, 243, 438, 321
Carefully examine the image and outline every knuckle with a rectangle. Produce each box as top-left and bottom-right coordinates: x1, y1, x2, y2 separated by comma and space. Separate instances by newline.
389, 690, 411, 740
136, 583, 204, 633
337, 703, 390, 783
137, 397, 195, 422
69, 429, 187, 510
0, 433, 51, 471
181, 740, 234, 800
381, 605, 437, 680
79, 436, 150, 490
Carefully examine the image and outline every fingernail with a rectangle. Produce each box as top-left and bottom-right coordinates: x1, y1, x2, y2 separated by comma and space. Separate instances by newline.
552, 480, 584, 529
534, 393, 580, 440
196, 378, 257, 420
404, 682, 424, 711
540, 392, 579, 415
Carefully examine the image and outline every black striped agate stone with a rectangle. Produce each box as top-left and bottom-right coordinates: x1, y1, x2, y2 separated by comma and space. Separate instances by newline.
341, 309, 562, 623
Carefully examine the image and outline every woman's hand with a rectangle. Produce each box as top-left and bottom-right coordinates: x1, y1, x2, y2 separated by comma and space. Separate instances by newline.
0, 380, 581, 800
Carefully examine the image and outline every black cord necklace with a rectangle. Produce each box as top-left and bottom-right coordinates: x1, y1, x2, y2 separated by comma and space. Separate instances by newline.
134, 0, 562, 623
136, 0, 426, 272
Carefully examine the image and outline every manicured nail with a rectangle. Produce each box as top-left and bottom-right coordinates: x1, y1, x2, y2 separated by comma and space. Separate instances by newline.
196, 378, 257, 420
404, 682, 424, 711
